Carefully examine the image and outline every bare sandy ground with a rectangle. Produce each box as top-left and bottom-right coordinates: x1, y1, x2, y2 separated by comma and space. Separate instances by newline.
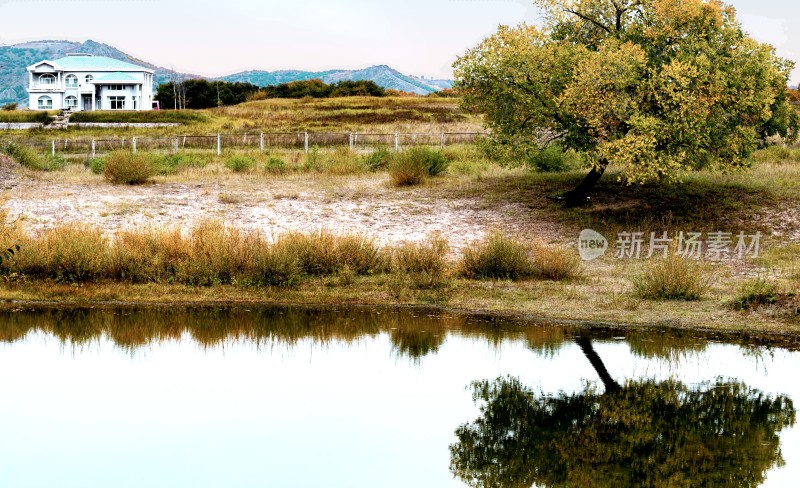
1, 163, 564, 255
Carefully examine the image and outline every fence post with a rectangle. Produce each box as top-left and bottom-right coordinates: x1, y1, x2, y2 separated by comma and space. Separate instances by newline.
260, 132, 264, 152
440, 132, 445, 149
132, 136, 137, 154
304, 131, 309, 153
217, 132, 221, 156
349, 133, 353, 151
51, 140, 55, 158
395, 130, 399, 152
91, 139, 96, 159
173, 137, 179, 154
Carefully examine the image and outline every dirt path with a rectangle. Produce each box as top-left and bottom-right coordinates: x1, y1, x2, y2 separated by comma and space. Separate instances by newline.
2, 167, 566, 254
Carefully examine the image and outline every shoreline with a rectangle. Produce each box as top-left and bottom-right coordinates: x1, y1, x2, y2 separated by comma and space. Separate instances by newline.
2, 280, 798, 347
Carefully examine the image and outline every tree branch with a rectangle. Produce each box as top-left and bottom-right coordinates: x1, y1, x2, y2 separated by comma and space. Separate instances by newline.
564, 8, 612, 34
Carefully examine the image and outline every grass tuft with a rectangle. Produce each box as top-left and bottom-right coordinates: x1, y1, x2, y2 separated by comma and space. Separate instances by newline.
225, 155, 256, 173
102, 151, 156, 184
391, 234, 450, 288
531, 243, 581, 281
632, 253, 709, 301
732, 277, 778, 311
461, 231, 533, 281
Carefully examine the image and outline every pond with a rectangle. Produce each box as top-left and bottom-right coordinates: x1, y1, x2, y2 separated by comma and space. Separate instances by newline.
0, 305, 798, 487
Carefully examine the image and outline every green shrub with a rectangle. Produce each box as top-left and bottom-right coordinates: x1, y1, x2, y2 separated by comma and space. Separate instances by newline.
529, 144, 583, 172
304, 146, 321, 171
363, 147, 392, 172
151, 153, 208, 175
632, 254, 709, 301
264, 156, 288, 174
461, 231, 534, 280
732, 277, 778, 310
89, 157, 106, 174
102, 151, 156, 184
2, 103, 18, 111
0, 142, 66, 171
224, 155, 255, 173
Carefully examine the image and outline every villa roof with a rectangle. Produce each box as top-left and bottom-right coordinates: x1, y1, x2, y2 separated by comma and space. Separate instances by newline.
28, 55, 154, 73
94, 72, 139, 82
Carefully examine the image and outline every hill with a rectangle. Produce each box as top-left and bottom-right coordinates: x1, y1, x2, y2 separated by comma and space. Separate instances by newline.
0, 39, 452, 107
220, 65, 452, 95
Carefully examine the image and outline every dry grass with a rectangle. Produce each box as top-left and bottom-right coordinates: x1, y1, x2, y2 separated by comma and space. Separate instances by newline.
632, 253, 710, 301
461, 231, 534, 281
390, 234, 450, 288
531, 243, 582, 281
102, 151, 157, 184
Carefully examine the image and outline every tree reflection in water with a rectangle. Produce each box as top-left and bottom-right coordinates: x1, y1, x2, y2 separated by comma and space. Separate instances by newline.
450, 337, 796, 488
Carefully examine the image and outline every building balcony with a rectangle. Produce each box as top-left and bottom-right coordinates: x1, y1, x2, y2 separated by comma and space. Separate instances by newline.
28, 84, 65, 92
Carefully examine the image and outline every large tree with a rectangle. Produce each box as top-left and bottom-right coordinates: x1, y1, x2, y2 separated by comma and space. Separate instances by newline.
454, 0, 799, 206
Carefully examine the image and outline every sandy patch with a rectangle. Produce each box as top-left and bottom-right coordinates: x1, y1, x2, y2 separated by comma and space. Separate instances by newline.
2, 170, 565, 255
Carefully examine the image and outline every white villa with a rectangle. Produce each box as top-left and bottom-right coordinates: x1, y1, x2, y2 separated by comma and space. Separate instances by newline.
26, 53, 156, 111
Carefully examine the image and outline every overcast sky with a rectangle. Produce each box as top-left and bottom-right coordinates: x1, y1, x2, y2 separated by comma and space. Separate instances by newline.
0, 0, 797, 83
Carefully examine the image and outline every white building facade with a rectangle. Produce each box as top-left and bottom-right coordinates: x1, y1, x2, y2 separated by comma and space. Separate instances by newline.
26, 54, 156, 111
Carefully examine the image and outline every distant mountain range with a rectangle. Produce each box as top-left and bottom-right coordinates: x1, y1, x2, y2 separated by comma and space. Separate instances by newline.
0, 39, 452, 107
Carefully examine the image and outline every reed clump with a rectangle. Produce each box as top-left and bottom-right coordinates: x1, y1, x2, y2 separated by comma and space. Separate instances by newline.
461, 230, 534, 281
632, 253, 709, 301
531, 243, 581, 281
102, 150, 156, 184
2, 222, 393, 287
391, 234, 450, 288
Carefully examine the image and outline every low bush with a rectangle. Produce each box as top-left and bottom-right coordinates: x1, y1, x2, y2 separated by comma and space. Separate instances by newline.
632, 253, 709, 301
225, 155, 256, 173
388, 154, 427, 186
388, 147, 450, 186
461, 231, 534, 280
264, 156, 288, 174
529, 144, 584, 172
102, 151, 156, 184
151, 153, 208, 175
732, 277, 778, 311
0, 142, 67, 171
363, 147, 392, 172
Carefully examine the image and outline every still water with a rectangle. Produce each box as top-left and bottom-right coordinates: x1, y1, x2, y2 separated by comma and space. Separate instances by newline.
0, 306, 798, 488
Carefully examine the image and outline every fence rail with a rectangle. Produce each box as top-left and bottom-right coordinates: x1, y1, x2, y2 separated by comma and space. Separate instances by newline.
1, 131, 488, 159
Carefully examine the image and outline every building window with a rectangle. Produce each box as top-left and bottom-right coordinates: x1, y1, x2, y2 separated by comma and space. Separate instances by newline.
37, 96, 53, 110
39, 74, 56, 86
132, 96, 137, 110
85, 75, 94, 84
65, 75, 78, 88
109, 96, 126, 110
64, 96, 78, 109
106, 84, 125, 91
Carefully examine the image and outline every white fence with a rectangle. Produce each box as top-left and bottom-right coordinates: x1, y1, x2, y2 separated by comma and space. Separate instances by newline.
3, 131, 488, 159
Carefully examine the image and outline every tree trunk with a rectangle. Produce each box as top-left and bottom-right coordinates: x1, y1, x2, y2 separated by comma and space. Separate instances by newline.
575, 336, 622, 394
563, 159, 609, 207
